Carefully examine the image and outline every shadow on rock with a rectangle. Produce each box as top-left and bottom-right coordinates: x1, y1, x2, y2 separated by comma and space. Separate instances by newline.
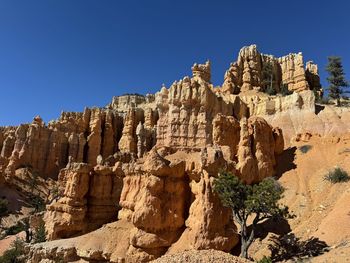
275, 147, 297, 179
315, 104, 325, 115
254, 217, 292, 241
230, 217, 292, 257
269, 233, 329, 262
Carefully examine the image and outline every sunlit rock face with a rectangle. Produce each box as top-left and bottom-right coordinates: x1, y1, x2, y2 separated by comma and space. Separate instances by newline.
8, 44, 344, 263
221, 44, 321, 94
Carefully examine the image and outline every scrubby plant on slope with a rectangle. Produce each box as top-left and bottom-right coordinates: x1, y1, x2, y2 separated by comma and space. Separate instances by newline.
299, 145, 312, 154
324, 167, 350, 183
280, 83, 292, 96
33, 222, 46, 244
0, 198, 8, 218
0, 238, 26, 263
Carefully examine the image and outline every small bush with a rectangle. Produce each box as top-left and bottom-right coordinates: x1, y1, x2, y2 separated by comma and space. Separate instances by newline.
28, 171, 39, 192
299, 145, 312, 154
319, 97, 331, 105
49, 184, 61, 202
257, 256, 272, 263
0, 198, 8, 217
5, 222, 24, 236
0, 238, 26, 263
280, 84, 293, 96
29, 196, 46, 213
324, 167, 350, 183
33, 222, 46, 243
266, 85, 277, 96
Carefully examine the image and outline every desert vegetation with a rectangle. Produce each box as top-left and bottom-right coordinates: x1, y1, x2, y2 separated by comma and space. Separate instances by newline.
326, 56, 349, 106
0, 238, 26, 263
324, 167, 350, 183
0, 199, 8, 219
299, 145, 312, 154
213, 171, 290, 259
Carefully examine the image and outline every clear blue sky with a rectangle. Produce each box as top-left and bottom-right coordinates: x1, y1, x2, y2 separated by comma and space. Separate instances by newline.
0, 0, 349, 126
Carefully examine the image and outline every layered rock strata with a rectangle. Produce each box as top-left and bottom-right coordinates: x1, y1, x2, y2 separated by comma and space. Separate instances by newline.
221, 44, 321, 94
2, 44, 342, 262
44, 162, 123, 240
0, 44, 322, 184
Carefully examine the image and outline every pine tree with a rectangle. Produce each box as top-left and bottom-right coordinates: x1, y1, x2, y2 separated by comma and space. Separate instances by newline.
33, 222, 46, 243
326, 56, 349, 106
213, 172, 290, 259
262, 61, 276, 95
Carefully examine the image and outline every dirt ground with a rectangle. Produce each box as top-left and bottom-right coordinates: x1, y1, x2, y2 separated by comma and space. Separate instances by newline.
251, 133, 350, 262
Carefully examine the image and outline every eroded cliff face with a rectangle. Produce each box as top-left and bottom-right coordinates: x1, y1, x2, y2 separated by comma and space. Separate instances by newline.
0, 109, 122, 180
3, 44, 341, 262
221, 44, 321, 94
44, 162, 123, 240
0, 44, 322, 184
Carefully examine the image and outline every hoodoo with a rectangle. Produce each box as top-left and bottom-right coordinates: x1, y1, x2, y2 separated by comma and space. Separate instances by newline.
1, 45, 350, 263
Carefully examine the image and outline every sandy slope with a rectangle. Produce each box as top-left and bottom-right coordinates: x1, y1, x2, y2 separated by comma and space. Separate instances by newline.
0, 232, 25, 255
251, 133, 350, 262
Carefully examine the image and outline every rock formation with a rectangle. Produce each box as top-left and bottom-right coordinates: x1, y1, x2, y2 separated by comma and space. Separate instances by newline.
118, 149, 188, 261
278, 52, 310, 92
4, 44, 346, 262
155, 68, 234, 150
221, 44, 321, 94
45, 162, 123, 240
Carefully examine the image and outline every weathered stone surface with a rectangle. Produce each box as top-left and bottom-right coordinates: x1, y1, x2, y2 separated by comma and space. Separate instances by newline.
0, 108, 126, 180
238, 44, 262, 91
169, 171, 238, 253
212, 114, 240, 159
244, 90, 350, 144
239, 89, 316, 117
108, 94, 155, 111
278, 52, 310, 92
8, 45, 338, 263
155, 72, 234, 150
45, 162, 123, 240
118, 109, 137, 154
221, 44, 321, 94
236, 117, 282, 184
222, 62, 241, 94
306, 60, 323, 95
118, 149, 188, 261
45, 163, 91, 240
192, 60, 211, 83
117, 146, 243, 262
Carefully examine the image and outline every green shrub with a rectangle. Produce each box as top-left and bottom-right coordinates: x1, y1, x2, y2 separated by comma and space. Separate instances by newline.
299, 145, 312, 154
324, 167, 350, 183
266, 85, 277, 96
319, 97, 331, 105
4, 221, 25, 236
0, 238, 26, 263
257, 256, 272, 263
49, 184, 61, 202
0, 198, 8, 218
33, 222, 46, 243
29, 196, 46, 213
280, 84, 293, 96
